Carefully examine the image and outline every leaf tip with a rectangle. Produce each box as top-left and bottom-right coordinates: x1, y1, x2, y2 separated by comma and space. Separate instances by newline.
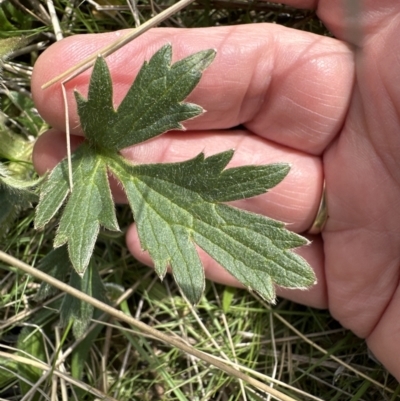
154, 260, 168, 281
249, 286, 276, 304
76, 271, 85, 279
180, 290, 203, 306
33, 221, 43, 231
199, 48, 217, 70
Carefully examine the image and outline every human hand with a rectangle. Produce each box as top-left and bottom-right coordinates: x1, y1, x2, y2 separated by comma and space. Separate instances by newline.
31, 0, 400, 380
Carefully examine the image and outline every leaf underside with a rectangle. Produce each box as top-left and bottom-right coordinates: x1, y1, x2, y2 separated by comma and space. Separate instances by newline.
35, 44, 315, 304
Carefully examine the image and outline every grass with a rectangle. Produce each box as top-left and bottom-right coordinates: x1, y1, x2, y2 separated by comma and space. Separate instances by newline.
1, 0, 400, 400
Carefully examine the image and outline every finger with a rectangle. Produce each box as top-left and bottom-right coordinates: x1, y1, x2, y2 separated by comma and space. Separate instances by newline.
35, 127, 326, 307
367, 288, 400, 381
33, 129, 128, 204
126, 223, 327, 309
320, 5, 400, 338
317, 1, 400, 45
33, 127, 323, 232
268, 0, 400, 46
32, 24, 353, 155
33, 129, 84, 175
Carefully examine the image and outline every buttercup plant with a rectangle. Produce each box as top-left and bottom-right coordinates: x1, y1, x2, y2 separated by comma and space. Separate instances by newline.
34, 44, 315, 306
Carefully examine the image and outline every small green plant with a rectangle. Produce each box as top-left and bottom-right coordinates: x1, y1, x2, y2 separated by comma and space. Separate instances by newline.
0, 162, 38, 231
34, 44, 315, 312
0, 37, 39, 232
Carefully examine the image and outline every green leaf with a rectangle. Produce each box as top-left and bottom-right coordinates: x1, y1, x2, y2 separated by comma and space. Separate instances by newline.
119, 150, 291, 202
0, 126, 34, 166
0, 37, 27, 63
35, 245, 70, 300
60, 262, 109, 338
109, 154, 312, 303
35, 145, 119, 274
17, 327, 46, 401
76, 44, 216, 150
71, 319, 104, 380
222, 286, 236, 313
0, 162, 38, 232
35, 45, 315, 303
34, 156, 71, 229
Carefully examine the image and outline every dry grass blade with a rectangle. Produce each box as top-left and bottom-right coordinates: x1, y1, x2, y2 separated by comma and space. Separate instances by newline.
45, 0, 64, 40
0, 351, 118, 401
47, 0, 198, 191
41, 0, 197, 89
253, 294, 394, 394
0, 250, 298, 401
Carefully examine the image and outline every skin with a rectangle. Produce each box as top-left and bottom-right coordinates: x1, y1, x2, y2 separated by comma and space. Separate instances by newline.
31, 0, 400, 380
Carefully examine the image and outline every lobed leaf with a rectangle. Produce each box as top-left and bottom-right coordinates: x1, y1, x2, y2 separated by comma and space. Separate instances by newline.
34, 157, 70, 230
36, 145, 119, 274
121, 150, 291, 202
109, 154, 314, 303
35, 45, 316, 303
76, 44, 216, 151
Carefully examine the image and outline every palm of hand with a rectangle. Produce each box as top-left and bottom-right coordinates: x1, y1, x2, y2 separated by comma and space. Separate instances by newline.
31, 0, 400, 379
321, 1, 400, 377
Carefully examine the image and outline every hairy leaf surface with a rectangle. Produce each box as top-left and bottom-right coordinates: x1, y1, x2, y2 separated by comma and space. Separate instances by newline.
35, 44, 315, 303
76, 44, 215, 150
